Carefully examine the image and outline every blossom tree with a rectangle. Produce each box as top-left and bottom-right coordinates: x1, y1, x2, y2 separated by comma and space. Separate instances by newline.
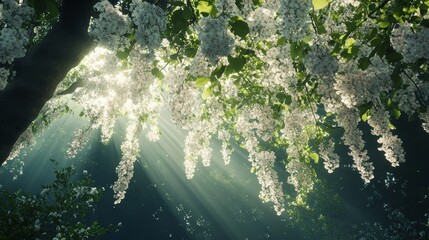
1, 0, 428, 215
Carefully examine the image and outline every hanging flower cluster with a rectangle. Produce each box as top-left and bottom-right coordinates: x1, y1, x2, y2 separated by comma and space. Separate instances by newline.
89, 0, 132, 51
130, 0, 166, 54
0, 0, 33, 89
277, 0, 312, 42
198, 16, 234, 64
391, 23, 429, 64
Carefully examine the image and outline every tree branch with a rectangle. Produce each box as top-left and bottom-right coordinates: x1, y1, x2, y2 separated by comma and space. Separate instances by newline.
368, 0, 391, 19
0, 0, 97, 166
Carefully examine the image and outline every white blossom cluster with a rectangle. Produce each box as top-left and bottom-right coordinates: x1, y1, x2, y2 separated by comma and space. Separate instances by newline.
337, 107, 374, 183
391, 23, 429, 63
0, 27, 28, 63
220, 77, 238, 98
183, 97, 225, 177
337, 0, 360, 7
183, 121, 213, 178
198, 16, 234, 64
263, 0, 281, 9
304, 44, 339, 77
189, 50, 213, 77
247, 7, 277, 41
130, 0, 166, 53
420, 110, 429, 133
214, 0, 240, 17
258, 46, 295, 94
169, 82, 203, 129
317, 73, 366, 179
235, 107, 285, 215
53, 46, 165, 202
281, 108, 318, 190
0, 0, 33, 28
276, 0, 312, 42
280, 108, 315, 149
393, 84, 420, 116
318, 80, 343, 113
311, 42, 408, 181
315, 52, 407, 180
66, 127, 92, 159
334, 58, 391, 108
0, 67, 10, 90
164, 64, 202, 129
322, 11, 346, 34
367, 104, 405, 167
240, 0, 255, 16
236, 104, 276, 142
319, 140, 340, 173
393, 70, 429, 117
89, 0, 132, 51
128, 45, 158, 93
218, 129, 233, 165
113, 122, 140, 204
0, 0, 33, 64
72, 48, 129, 143
251, 150, 285, 215
286, 158, 314, 193
68, 46, 162, 145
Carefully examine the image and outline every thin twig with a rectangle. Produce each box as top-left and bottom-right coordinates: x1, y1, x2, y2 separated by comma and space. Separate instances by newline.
403, 71, 428, 107
368, 0, 391, 19
304, 84, 319, 125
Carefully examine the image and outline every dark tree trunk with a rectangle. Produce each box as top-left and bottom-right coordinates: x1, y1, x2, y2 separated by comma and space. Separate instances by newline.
0, 0, 97, 165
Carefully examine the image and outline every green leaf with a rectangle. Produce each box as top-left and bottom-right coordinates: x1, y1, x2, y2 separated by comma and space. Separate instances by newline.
344, 38, 355, 48
151, 67, 164, 79
309, 153, 319, 163
197, 1, 216, 14
229, 18, 249, 39
182, 6, 194, 21
202, 86, 214, 99
250, 166, 256, 173
386, 52, 403, 63
378, 21, 390, 28
277, 37, 287, 46
361, 110, 370, 122
184, 47, 197, 58
170, 10, 189, 33
195, 77, 210, 87
297, 72, 306, 80
388, 122, 396, 130
290, 43, 303, 59
211, 65, 225, 79
358, 57, 371, 70
116, 49, 131, 60
392, 108, 401, 119
226, 55, 246, 74
312, 0, 330, 10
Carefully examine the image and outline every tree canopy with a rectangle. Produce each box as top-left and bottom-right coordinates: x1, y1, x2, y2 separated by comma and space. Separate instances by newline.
1, 0, 428, 215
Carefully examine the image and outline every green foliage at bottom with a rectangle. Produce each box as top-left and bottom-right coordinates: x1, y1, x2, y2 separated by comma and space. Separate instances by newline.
0, 161, 118, 239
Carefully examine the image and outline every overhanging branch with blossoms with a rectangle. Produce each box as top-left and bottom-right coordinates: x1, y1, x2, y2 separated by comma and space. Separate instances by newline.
1, 0, 428, 215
